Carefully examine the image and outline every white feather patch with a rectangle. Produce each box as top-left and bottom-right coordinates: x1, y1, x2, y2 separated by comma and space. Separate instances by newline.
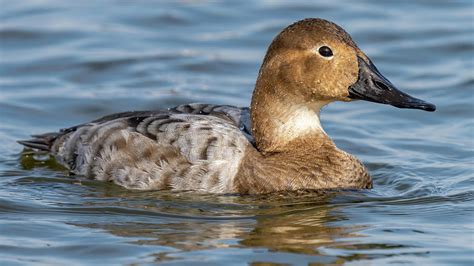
275, 101, 329, 141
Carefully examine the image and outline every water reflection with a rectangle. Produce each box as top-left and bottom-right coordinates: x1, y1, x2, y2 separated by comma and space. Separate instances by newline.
65, 191, 427, 264
67, 189, 357, 262
239, 208, 358, 255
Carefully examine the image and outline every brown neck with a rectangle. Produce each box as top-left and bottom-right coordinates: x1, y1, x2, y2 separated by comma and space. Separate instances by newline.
250, 77, 332, 153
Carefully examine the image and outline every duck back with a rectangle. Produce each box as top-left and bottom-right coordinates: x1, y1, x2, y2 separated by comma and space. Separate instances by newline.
19, 104, 253, 192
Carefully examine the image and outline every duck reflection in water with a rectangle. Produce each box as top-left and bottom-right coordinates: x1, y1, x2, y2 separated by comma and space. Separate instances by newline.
70, 189, 371, 264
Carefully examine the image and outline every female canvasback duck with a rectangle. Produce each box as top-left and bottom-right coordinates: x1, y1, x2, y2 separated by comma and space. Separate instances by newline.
19, 18, 435, 194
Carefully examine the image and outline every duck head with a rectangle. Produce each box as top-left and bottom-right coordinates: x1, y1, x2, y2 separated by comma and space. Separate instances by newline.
251, 18, 435, 152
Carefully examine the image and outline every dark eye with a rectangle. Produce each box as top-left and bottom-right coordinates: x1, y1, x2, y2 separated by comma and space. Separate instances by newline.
318, 46, 333, 57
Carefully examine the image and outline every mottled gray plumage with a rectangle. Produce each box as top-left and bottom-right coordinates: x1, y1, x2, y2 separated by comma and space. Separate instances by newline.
20, 104, 252, 192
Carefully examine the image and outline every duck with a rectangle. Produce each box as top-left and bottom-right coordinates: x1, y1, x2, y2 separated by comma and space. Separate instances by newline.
18, 18, 436, 194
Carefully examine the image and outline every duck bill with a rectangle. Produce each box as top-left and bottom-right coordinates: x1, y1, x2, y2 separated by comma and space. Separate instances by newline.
348, 56, 436, 112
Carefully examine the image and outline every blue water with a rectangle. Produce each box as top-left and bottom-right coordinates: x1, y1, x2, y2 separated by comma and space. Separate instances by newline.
1, 0, 473, 265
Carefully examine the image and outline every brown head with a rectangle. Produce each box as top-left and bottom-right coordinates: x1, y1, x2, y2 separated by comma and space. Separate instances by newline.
251, 18, 435, 153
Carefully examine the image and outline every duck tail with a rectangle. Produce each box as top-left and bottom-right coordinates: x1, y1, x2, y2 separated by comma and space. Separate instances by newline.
17, 132, 60, 152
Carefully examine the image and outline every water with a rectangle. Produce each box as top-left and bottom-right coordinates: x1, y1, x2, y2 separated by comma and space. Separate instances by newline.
1, 0, 473, 265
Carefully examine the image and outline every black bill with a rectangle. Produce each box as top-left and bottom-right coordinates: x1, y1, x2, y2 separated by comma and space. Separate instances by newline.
348, 56, 436, 112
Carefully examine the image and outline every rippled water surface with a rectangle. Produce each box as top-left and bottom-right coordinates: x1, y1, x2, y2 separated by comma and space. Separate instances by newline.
1, 0, 473, 265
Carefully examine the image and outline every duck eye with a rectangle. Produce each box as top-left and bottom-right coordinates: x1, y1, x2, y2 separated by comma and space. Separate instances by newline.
318, 46, 333, 57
